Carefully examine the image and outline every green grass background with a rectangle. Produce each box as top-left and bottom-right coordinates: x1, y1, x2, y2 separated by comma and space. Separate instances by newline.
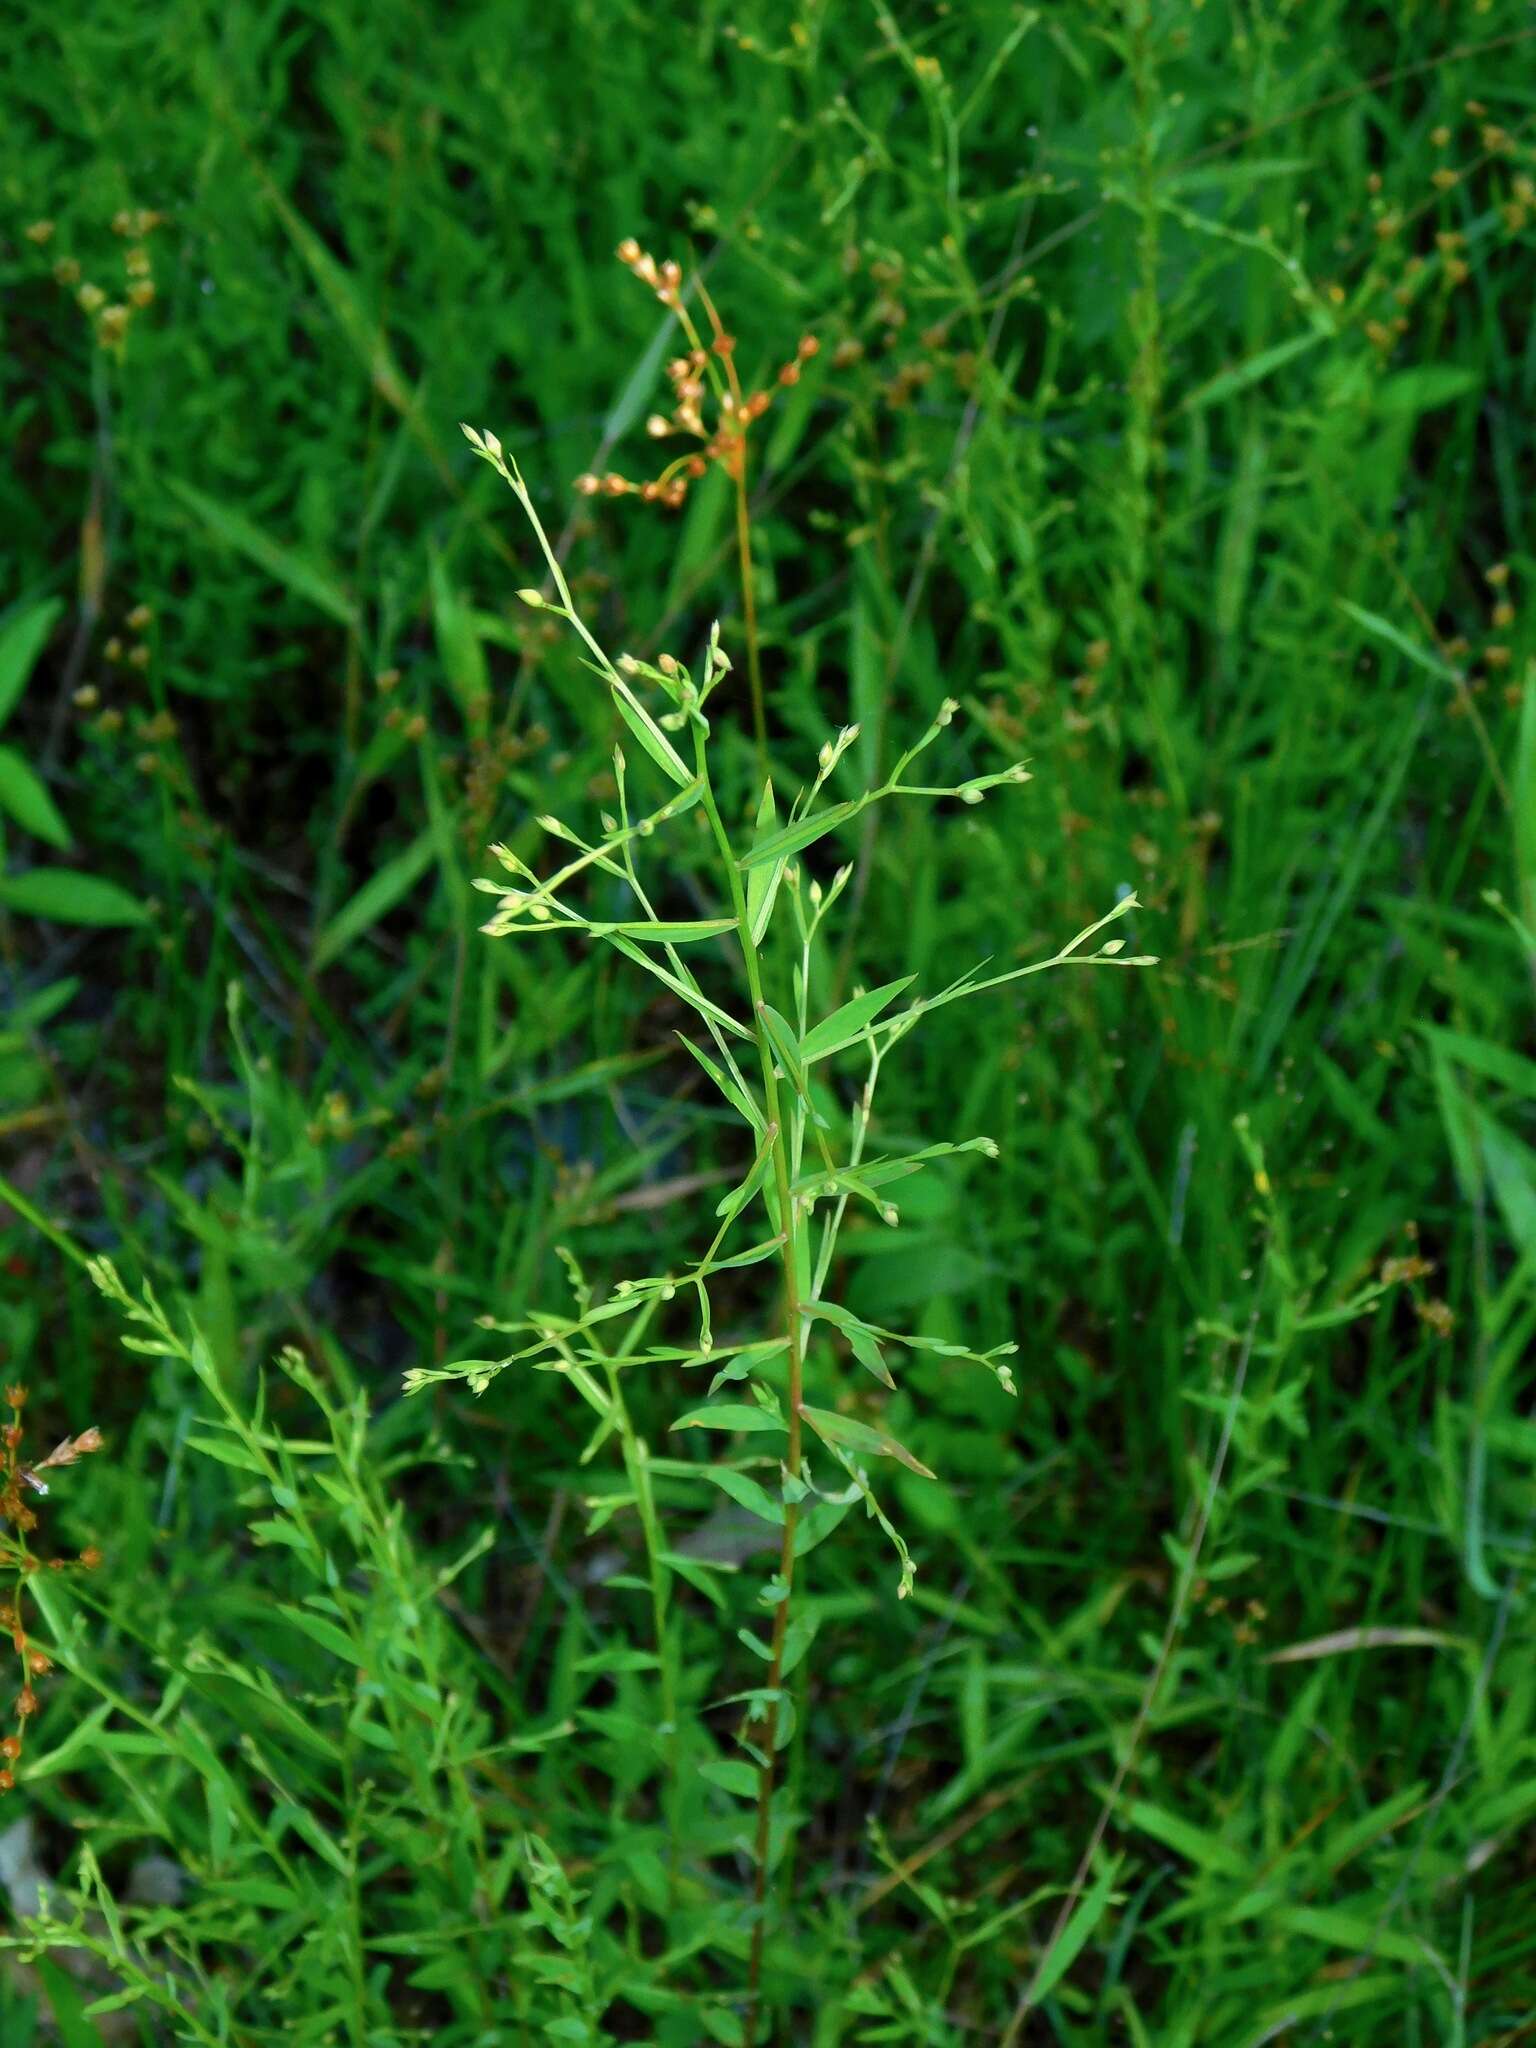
3, 0, 1536, 2040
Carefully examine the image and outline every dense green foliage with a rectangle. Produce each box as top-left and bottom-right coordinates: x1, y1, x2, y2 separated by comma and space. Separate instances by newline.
3, 0, 1535, 2040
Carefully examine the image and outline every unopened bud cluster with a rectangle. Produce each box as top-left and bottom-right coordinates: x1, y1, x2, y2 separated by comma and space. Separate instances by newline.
573, 241, 819, 510
29, 204, 167, 351
0, 1386, 105, 1791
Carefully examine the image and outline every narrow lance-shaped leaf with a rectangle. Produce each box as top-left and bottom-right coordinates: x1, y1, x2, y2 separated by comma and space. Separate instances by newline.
746, 778, 788, 943
800, 976, 916, 1063
0, 598, 63, 731
800, 1404, 935, 1478
588, 917, 736, 945
0, 747, 71, 847
805, 1300, 896, 1388
0, 870, 149, 927
676, 1033, 765, 1132
608, 935, 754, 1041
166, 479, 358, 630
313, 831, 437, 969
738, 798, 862, 870
609, 673, 692, 788
693, 1466, 785, 1526
672, 1404, 786, 1434
758, 1002, 810, 1101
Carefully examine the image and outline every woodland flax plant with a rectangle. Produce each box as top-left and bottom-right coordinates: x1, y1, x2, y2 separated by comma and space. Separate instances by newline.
410, 417, 1157, 2034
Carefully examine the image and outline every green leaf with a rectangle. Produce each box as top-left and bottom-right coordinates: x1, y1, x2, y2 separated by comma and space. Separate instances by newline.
166, 478, 358, 629
590, 917, 736, 944
696, 1466, 785, 1525
676, 1034, 765, 1132
846, 1323, 894, 1388
1184, 332, 1324, 413
608, 934, 753, 1040
1337, 600, 1457, 682
1028, 1857, 1122, 2002
83, 1986, 151, 2019
0, 745, 71, 846
278, 1603, 361, 1663
801, 976, 915, 1062
1418, 1024, 1536, 1101
673, 1403, 785, 1434
0, 597, 63, 731
0, 868, 149, 926
256, 171, 415, 415
800, 1404, 934, 1476
702, 2006, 748, 2047
699, 1757, 761, 1799
806, 1298, 894, 1384
1167, 157, 1312, 194
705, 1234, 787, 1273
610, 676, 691, 787
714, 1149, 772, 1222
313, 830, 436, 969
759, 1003, 809, 1099
746, 778, 787, 943
1123, 1798, 1248, 1877
36, 1956, 103, 2048
739, 799, 860, 870
430, 547, 490, 733
1373, 365, 1481, 415
186, 1433, 268, 1474
1263, 1902, 1429, 1968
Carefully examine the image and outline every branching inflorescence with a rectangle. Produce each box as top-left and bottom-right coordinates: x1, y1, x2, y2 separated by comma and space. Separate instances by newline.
570, 237, 819, 756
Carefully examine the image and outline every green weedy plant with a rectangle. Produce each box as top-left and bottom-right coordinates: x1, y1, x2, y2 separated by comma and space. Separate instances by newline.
406, 421, 1158, 2031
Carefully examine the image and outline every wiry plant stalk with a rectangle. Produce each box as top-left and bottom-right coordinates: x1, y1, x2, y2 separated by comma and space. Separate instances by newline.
694, 750, 804, 2020
732, 462, 769, 769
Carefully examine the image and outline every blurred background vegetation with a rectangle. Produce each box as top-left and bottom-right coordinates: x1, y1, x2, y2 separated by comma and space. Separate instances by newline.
2, 0, 1535, 2040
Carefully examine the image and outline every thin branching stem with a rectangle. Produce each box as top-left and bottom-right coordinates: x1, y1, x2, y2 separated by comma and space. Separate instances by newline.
692, 730, 804, 2033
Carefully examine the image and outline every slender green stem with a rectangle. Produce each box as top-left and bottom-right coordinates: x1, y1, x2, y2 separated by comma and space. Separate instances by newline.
693, 730, 803, 2037
733, 464, 769, 771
